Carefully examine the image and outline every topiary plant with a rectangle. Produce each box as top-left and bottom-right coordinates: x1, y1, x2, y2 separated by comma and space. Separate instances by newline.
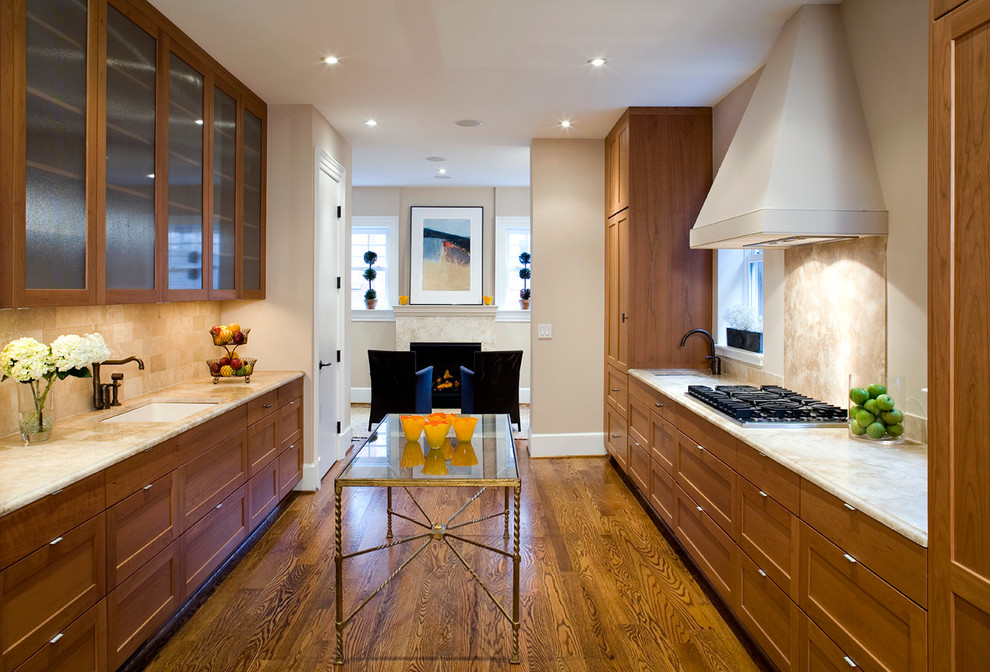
363, 251, 378, 304
518, 251, 531, 303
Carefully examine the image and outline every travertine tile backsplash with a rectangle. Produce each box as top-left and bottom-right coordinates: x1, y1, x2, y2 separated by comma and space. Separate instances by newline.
0, 302, 221, 437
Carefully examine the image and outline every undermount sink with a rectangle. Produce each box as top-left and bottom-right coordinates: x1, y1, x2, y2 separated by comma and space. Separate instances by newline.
102, 402, 217, 423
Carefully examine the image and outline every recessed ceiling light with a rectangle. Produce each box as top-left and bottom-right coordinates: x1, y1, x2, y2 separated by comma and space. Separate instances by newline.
435, 174, 452, 179
322, 56, 339, 65
560, 120, 572, 128
455, 119, 482, 127
194, 119, 204, 125
588, 57, 607, 67
426, 156, 446, 162
364, 119, 379, 127
437, 168, 447, 174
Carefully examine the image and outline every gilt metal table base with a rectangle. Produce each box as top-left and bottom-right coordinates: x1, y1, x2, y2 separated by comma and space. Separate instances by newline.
334, 484, 521, 667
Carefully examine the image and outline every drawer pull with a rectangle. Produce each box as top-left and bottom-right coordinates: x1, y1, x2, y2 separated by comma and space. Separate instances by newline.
757, 568, 767, 577
263, 403, 273, 409
843, 502, 856, 511
697, 444, 704, 451
49, 633, 64, 644
611, 434, 620, 439
49, 536, 63, 545
290, 443, 297, 449
655, 402, 663, 408
696, 505, 704, 512
843, 553, 857, 563
216, 503, 223, 509
843, 655, 857, 668
50, 488, 64, 496
610, 388, 620, 392
758, 490, 768, 497
143, 483, 153, 490
757, 452, 767, 458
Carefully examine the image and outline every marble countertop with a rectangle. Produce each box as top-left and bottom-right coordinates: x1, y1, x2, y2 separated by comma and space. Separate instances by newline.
630, 369, 928, 547
0, 371, 303, 517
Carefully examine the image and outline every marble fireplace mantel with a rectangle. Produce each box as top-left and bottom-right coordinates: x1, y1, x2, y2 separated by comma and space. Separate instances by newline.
394, 305, 498, 350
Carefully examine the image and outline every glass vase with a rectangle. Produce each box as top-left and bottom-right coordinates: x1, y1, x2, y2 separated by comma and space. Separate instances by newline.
18, 380, 54, 443
847, 374, 904, 443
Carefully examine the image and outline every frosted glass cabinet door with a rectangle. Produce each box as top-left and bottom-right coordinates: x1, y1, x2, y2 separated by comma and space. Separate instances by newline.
105, 5, 156, 293
167, 52, 205, 292
23, 0, 89, 290
212, 87, 236, 293
241, 109, 263, 294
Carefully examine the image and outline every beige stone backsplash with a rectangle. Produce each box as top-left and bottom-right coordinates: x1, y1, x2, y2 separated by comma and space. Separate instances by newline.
1, 302, 221, 438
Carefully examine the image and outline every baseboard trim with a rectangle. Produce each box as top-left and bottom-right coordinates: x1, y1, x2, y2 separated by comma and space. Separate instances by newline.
527, 431, 606, 458
351, 388, 531, 405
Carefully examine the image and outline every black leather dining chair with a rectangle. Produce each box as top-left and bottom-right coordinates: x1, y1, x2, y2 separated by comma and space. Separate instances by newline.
460, 350, 523, 430
368, 350, 433, 430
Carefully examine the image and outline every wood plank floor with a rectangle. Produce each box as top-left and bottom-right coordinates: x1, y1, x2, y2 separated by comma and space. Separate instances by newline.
143, 445, 766, 671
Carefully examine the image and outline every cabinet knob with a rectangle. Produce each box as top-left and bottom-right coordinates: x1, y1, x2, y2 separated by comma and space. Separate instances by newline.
843, 553, 857, 564
843, 655, 858, 668
49, 536, 63, 546
49, 633, 64, 644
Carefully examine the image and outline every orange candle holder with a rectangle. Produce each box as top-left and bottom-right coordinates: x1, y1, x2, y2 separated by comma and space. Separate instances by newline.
400, 415, 425, 441
451, 416, 478, 442
423, 420, 450, 448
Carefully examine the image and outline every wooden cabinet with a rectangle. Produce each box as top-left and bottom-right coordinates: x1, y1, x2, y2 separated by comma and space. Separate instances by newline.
626, 398, 651, 494
930, 2, 990, 670
106, 543, 178, 670
605, 118, 628, 217
178, 430, 247, 530
675, 429, 735, 535
605, 365, 628, 416
605, 211, 629, 372
800, 615, 861, 672
675, 485, 736, 600
247, 458, 280, 532
179, 483, 248, 599
604, 403, 628, 473
737, 478, 799, 599
1, 514, 107, 671
799, 523, 926, 672
106, 471, 180, 588
247, 412, 279, 478
735, 551, 799, 672
13, 600, 106, 672
0, 0, 267, 308
648, 459, 675, 528
736, 441, 800, 515
650, 414, 676, 476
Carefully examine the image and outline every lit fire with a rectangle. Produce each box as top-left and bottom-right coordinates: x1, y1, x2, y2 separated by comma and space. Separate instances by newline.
434, 368, 460, 392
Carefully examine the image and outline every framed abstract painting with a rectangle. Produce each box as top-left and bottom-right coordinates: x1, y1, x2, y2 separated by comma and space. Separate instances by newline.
409, 206, 483, 304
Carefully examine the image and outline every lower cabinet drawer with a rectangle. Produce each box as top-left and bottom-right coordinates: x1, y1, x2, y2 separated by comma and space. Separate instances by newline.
1, 514, 107, 672
737, 477, 799, 599
650, 415, 676, 475
278, 441, 303, 499
179, 430, 247, 530
180, 484, 249, 599
627, 432, 650, 495
676, 432, 735, 535
277, 395, 303, 447
247, 412, 279, 478
605, 404, 628, 473
800, 614, 863, 672
106, 472, 180, 588
735, 551, 799, 672
649, 459, 675, 528
799, 523, 927, 672
248, 459, 280, 532
107, 542, 179, 671
606, 366, 628, 415
12, 600, 106, 672
674, 485, 735, 601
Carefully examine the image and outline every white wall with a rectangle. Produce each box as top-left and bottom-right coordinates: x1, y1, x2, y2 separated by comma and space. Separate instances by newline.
222, 104, 352, 489
529, 139, 605, 457
349, 186, 532, 406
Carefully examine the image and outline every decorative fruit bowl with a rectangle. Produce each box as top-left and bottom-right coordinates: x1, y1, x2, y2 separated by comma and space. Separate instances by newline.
209, 325, 250, 347
207, 356, 257, 383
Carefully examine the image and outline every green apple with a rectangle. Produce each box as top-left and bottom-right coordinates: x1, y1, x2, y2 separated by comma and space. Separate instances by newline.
849, 387, 870, 405
855, 409, 875, 427
867, 383, 887, 399
866, 422, 886, 439
886, 423, 905, 437
849, 421, 867, 435
863, 399, 879, 415
875, 394, 895, 411
881, 408, 904, 425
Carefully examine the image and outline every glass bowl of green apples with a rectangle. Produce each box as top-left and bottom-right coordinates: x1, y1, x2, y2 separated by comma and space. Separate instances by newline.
848, 376, 905, 442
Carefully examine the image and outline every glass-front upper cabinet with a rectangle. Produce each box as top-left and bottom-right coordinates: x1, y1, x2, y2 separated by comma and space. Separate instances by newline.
18, 0, 95, 305
165, 48, 207, 298
241, 104, 265, 297
104, 4, 157, 302
211, 85, 237, 297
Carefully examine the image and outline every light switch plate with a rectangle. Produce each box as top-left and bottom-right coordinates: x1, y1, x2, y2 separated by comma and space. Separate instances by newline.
537, 323, 552, 339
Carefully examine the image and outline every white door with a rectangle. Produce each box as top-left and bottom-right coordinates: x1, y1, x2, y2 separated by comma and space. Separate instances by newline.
315, 152, 343, 484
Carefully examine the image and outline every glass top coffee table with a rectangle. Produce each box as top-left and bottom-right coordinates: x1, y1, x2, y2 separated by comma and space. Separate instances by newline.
333, 413, 521, 666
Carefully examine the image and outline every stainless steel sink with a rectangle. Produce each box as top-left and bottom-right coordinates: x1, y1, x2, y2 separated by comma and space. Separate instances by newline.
102, 402, 217, 423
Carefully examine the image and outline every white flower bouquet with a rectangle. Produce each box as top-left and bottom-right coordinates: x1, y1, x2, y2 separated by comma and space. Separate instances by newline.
2, 333, 110, 441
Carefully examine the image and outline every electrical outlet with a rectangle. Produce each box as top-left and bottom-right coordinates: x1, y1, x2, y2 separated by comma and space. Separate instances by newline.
538, 323, 552, 339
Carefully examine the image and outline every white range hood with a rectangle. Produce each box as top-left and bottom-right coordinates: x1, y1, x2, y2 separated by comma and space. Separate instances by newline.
690, 5, 887, 250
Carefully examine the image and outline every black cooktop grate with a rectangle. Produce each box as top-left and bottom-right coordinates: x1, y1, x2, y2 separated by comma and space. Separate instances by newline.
686, 384, 847, 426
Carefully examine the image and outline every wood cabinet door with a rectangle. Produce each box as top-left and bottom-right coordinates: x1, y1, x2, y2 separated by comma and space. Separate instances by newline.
247, 411, 279, 478
277, 393, 303, 448
675, 430, 735, 536
930, 2, 990, 669
106, 542, 178, 670
799, 614, 861, 672
648, 459, 675, 528
604, 403, 628, 473
247, 458, 279, 532
179, 483, 248, 599
605, 119, 628, 217
178, 429, 247, 530
674, 484, 735, 602
605, 211, 629, 371
627, 398, 651, 494
12, 600, 106, 672
106, 471, 180, 588
738, 477, 800, 600
650, 414, 676, 476
278, 440, 303, 499
1, 514, 106, 671
798, 523, 926, 672
239, 99, 266, 299
735, 551, 799, 672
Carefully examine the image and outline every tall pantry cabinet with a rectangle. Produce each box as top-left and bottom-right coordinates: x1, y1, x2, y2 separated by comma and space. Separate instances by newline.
603, 108, 713, 471
929, 0, 990, 670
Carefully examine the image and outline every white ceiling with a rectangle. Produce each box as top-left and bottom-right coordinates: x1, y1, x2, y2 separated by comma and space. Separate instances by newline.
148, 0, 839, 187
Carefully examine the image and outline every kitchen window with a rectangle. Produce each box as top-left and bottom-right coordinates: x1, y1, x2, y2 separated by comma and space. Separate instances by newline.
351, 216, 398, 313
495, 216, 531, 319
716, 248, 764, 354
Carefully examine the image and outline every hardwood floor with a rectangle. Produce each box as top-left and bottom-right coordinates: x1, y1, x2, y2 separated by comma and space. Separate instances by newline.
143, 444, 765, 671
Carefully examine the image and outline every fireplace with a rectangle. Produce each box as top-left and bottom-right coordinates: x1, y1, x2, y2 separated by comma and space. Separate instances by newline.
410, 342, 481, 408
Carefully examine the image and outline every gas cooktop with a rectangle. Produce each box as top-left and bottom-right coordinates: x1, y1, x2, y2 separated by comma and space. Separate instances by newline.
686, 384, 848, 427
